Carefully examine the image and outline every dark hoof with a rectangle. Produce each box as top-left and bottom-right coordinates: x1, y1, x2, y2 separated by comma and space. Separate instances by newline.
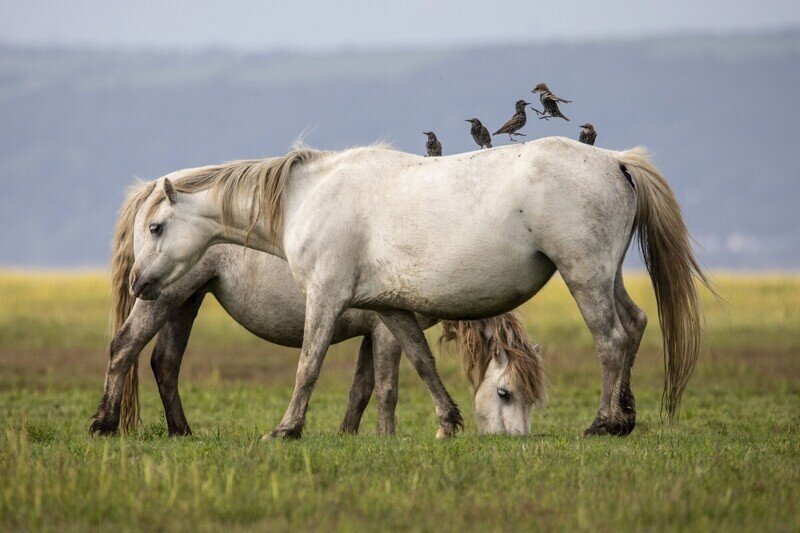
583, 416, 632, 437
338, 423, 359, 435
88, 417, 119, 436
436, 406, 464, 439
262, 425, 303, 441
168, 427, 192, 437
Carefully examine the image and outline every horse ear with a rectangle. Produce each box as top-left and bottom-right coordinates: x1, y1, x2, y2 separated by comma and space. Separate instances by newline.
163, 178, 177, 204
493, 346, 509, 367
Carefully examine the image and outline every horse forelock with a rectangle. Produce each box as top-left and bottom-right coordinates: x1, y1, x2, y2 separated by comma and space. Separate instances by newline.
439, 313, 547, 406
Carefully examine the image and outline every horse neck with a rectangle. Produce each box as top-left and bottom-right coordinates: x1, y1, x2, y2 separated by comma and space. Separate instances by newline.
194, 189, 287, 260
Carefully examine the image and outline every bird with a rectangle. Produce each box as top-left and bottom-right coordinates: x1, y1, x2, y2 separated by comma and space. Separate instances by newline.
531, 83, 571, 121
465, 118, 492, 149
423, 131, 442, 156
493, 100, 531, 141
578, 123, 597, 146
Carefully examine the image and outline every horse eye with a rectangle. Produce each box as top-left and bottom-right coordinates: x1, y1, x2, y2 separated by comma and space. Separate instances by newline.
149, 223, 163, 236
497, 387, 512, 401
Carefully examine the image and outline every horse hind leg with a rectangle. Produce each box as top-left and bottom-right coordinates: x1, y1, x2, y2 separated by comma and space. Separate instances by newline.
339, 336, 376, 435
150, 292, 205, 436
561, 269, 631, 436
614, 270, 648, 435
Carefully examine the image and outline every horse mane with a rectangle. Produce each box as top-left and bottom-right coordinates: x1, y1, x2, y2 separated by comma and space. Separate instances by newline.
439, 313, 547, 407
145, 147, 327, 245
104, 179, 157, 433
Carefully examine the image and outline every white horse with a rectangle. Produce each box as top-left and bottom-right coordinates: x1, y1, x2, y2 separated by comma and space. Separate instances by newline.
89, 183, 546, 436
126, 137, 710, 439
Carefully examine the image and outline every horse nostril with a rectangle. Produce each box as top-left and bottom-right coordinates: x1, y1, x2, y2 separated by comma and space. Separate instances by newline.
131, 277, 150, 298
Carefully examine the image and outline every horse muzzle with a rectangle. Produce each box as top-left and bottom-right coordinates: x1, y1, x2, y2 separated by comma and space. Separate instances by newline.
129, 270, 161, 300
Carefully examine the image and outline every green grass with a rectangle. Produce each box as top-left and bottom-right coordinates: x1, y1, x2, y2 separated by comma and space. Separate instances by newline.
1, 272, 799, 530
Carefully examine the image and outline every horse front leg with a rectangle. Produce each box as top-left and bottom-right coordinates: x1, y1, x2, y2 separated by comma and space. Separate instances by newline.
90, 299, 176, 435
372, 323, 403, 436
339, 335, 376, 435
377, 310, 463, 439
264, 291, 343, 440
150, 292, 206, 436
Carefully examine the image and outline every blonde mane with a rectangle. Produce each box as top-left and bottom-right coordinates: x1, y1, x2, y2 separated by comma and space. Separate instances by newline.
440, 313, 547, 407
145, 147, 326, 244
103, 179, 157, 433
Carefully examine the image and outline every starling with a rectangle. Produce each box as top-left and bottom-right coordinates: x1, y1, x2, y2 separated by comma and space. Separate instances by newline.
493, 100, 531, 141
465, 118, 492, 149
531, 82, 571, 121
423, 131, 442, 156
578, 123, 597, 146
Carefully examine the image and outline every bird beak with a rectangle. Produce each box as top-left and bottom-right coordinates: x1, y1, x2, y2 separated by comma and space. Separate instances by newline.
465, 119, 471, 122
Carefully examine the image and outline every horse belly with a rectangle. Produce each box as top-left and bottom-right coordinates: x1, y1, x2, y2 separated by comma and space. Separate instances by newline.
363, 250, 556, 319
211, 246, 371, 347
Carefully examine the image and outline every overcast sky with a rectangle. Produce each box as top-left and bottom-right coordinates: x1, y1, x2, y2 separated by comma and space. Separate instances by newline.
2, 0, 800, 51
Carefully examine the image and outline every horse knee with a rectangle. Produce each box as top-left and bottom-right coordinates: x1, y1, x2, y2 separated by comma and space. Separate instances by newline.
376, 382, 398, 410
150, 347, 176, 385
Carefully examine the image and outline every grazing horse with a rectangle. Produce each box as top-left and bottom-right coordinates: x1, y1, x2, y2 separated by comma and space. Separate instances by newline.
125, 137, 710, 439
89, 183, 546, 436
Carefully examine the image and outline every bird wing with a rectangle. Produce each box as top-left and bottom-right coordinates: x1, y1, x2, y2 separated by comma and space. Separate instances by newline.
493, 116, 518, 135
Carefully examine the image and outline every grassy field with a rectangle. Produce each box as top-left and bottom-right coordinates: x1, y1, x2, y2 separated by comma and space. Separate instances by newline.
1, 272, 799, 530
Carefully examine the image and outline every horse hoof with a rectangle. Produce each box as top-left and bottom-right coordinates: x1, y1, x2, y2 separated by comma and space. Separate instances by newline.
88, 418, 119, 437
435, 406, 464, 439
338, 423, 359, 435
583, 417, 631, 437
436, 425, 455, 439
262, 425, 303, 441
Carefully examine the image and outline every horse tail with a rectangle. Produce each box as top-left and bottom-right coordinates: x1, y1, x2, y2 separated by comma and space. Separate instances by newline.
615, 148, 713, 420
439, 312, 547, 407
110, 180, 156, 433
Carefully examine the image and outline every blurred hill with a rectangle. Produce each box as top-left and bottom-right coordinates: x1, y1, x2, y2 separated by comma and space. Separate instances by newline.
1, 30, 799, 268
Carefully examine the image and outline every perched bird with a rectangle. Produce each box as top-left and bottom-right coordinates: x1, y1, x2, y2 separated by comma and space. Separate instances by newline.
493, 100, 531, 141
465, 118, 492, 149
578, 123, 597, 146
531, 83, 571, 121
423, 131, 442, 156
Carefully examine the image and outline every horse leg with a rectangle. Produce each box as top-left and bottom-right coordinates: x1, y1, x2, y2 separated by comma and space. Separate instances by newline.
613, 269, 648, 435
89, 298, 177, 435
561, 270, 631, 436
372, 323, 402, 436
377, 310, 462, 439
264, 291, 343, 440
339, 336, 375, 434
150, 292, 205, 436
